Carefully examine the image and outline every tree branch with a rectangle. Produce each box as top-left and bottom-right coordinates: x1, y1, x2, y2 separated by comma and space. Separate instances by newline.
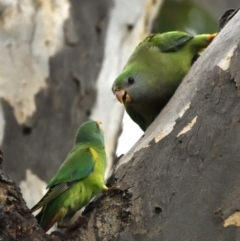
0, 151, 49, 241
77, 10, 240, 241
1, 7, 240, 241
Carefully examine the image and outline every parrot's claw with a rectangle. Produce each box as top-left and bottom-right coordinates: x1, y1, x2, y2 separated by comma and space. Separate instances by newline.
103, 187, 121, 197
57, 222, 68, 229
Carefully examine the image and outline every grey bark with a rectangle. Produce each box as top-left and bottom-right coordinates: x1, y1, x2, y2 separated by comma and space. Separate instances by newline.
1, 0, 110, 183
1, 3, 240, 241
71, 10, 240, 241
0, 151, 49, 241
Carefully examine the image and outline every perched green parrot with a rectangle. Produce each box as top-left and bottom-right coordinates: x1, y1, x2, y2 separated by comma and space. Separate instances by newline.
112, 31, 217, 131
31, 120, 107, 232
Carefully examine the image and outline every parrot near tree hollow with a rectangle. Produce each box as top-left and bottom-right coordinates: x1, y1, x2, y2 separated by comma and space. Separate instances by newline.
112, 31, 217, 131
31, 120, 107, 232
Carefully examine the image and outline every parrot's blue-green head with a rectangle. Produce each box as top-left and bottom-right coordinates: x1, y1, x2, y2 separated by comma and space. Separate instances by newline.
112, 64, 149, 106
75, 120, 105, 147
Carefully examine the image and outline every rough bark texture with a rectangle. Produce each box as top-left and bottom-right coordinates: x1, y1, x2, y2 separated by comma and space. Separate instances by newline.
1, 4, 240, 241
0, 151, 49, 241
61, 10, 240, 241
97, 12, 240, 241
1, 0, 110, 183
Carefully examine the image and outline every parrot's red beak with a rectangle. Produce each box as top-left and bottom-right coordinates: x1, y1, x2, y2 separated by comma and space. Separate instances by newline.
114, 89, 131, 104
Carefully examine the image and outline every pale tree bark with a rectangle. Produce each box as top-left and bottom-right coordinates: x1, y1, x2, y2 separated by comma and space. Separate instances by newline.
89, 0, 163, 176
0, 0, 110, 183
1, 5, 240, 241
0, 0, 162, 210
74, 11, 240, 241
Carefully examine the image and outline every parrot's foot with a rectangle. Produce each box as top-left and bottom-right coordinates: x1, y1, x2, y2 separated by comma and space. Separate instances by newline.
103, 186, 121, 197
66, 216, 88, 233
57, 222, 68, 229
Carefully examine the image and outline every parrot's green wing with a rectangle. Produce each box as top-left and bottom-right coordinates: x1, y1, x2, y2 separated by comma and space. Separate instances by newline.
47, 145, 96, 188
112, 31, 216, 132
143, 32, 193, 52
31, 182, 74, 212
31, 145, 95, 212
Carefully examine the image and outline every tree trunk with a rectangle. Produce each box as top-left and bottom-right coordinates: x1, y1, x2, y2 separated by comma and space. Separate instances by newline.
0, 0, 162, 209
1, 2, 240, 241
0, 0, 110, 184
95, 11, 240, 241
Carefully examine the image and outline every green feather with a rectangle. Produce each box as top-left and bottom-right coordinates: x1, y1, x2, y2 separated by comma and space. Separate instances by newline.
112, 31, 217, 131
142, 32, 193, 52
31, 120, 107, 232
46, 146, 95, 188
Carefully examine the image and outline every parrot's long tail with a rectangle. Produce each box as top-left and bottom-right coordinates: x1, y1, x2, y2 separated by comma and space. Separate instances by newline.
35, 207, 66, 232
35, 209, 43, 224
192, 33, 217, 50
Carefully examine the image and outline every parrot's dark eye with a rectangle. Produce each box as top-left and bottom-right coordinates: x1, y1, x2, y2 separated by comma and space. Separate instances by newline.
128, 77, 135, 85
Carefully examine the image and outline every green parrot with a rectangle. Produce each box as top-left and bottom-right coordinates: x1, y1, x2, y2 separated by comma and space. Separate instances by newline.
112, 31, 217, 131
31, 120, 107, 232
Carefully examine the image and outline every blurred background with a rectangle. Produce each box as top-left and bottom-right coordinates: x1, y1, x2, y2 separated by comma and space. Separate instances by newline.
0, 0, 238, 224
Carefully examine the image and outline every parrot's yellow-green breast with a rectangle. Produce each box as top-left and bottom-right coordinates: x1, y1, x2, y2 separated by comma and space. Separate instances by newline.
31, 120, 108, 232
